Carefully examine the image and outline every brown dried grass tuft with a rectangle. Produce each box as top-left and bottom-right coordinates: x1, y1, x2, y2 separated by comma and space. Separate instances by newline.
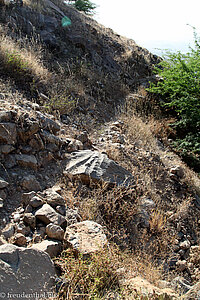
0, 30, 50, 82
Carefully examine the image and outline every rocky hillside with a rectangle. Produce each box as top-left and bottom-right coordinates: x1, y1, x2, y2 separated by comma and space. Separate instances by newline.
0, 0, 200, 299
0, 0, 160, 124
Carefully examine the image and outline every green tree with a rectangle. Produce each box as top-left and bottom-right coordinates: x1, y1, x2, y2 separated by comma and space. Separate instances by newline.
68, 0, 96, 14
147, 30, 200, 171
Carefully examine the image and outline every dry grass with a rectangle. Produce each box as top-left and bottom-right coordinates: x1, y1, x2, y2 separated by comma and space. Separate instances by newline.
122, 252, 166, 287
0, 29, 50, 82
104, 144, 123, 163
23, 0, 52, 12
62, 179, 176, 271
0, 77, 27, 104
149, 210, 167, 234
54, 238, 169, 300
54, 245, 122, 300
121, 99, 159, 152
121, 90, 200, 191
59, 180, 171, 296
0, 25, 82, 114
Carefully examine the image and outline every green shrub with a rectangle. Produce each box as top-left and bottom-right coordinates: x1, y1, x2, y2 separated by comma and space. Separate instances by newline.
67, 0, 96, 14
147, 31, 200, 171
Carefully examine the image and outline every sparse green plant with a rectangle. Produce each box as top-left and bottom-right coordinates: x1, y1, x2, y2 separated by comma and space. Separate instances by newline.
44, 94, 77, 114
4, 50, 29, 73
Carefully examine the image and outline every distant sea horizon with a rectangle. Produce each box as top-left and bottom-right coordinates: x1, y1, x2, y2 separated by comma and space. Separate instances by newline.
142, 40, 195, 57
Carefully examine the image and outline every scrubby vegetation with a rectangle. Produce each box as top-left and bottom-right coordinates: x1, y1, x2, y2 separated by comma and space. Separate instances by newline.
55, 247, 121, 299
147, 31, 200, 172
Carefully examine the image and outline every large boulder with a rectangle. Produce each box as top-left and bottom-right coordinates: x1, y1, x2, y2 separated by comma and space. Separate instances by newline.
0, 244, 56, 294
64, 220, 107, 254
64, 150, 133, 186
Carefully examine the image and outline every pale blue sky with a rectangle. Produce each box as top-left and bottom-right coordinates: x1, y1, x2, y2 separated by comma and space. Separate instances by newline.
93, 0, 200, 55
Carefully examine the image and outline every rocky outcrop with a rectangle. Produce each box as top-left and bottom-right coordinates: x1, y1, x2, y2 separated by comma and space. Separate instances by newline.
64, 150, 133, 186
0, 104, 198, 300
0, 244, 56, 294
0, 186, 80, 250
45, 188, 66, 207
1, 0, 159, 80
20, 175, 41, 192
0, 106, 71, 211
